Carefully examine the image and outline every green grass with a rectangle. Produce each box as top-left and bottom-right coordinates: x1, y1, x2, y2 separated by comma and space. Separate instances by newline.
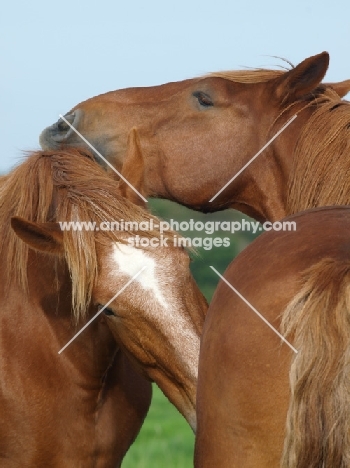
122, 385, 194, 468
148, 198, 259, 301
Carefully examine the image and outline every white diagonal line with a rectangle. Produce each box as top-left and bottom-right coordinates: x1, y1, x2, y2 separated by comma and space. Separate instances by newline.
210, 266, 298, 354
209, 114, 298, 202
58, 114, 148, 203
58, 266, 147, 354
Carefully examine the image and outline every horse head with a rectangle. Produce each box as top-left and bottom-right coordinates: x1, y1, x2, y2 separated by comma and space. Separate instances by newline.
11, 216, 207, 431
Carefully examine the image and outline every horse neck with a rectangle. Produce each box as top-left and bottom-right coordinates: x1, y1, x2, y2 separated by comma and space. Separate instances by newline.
282, 97, 350, 216
261, 108, 309, 220
206, 98, 314, 223
261, 98, 350, 222
181, 273, 207, 335
99, 240, 207, 431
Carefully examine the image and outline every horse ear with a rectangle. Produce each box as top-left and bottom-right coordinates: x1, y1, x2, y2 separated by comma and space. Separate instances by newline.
118, 128, 147, 207
11, 217, 64, 255
326, 79, 350, 98
274, 51, 329, 102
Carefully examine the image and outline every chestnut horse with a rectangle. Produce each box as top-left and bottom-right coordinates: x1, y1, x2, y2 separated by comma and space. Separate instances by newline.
0, 149, 207, 467
194, 205, 350, 467
38, 52, 350, 466
40, 52, 350, 222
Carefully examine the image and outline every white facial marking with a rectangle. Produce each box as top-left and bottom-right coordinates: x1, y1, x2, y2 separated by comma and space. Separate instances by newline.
111, 243, 168, 309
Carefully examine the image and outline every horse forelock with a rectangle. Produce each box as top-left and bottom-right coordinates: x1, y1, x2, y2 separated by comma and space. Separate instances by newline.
0, 148, 175, 323
286, 94, 350, 214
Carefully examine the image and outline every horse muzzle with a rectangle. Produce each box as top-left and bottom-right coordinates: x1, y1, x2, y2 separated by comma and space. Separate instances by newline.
39, 110, 82, 149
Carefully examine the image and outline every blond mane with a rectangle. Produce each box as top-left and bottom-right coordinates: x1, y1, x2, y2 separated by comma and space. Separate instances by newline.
210, 64, 350, 215
0, 149, 172, 322
287, 94, 350, 214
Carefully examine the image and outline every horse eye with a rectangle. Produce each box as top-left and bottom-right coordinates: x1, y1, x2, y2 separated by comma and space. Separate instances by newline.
98, 304, 115, 316
193, 91, 214, 108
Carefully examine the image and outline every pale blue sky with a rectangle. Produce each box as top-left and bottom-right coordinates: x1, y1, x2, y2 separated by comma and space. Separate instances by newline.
1, 0, 350, 172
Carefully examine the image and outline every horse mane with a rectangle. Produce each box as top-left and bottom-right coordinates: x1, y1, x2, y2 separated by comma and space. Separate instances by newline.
286, 94, 350, 214
209, 63, 350, 215
208, 56, 298, 83
209, 68, 285, 84
0, 148, 172, 322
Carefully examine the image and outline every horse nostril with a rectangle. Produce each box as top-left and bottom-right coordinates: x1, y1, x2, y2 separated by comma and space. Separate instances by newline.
57, 113, 75, 133
40, 109, 82, 148
57, 119, 69, 131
